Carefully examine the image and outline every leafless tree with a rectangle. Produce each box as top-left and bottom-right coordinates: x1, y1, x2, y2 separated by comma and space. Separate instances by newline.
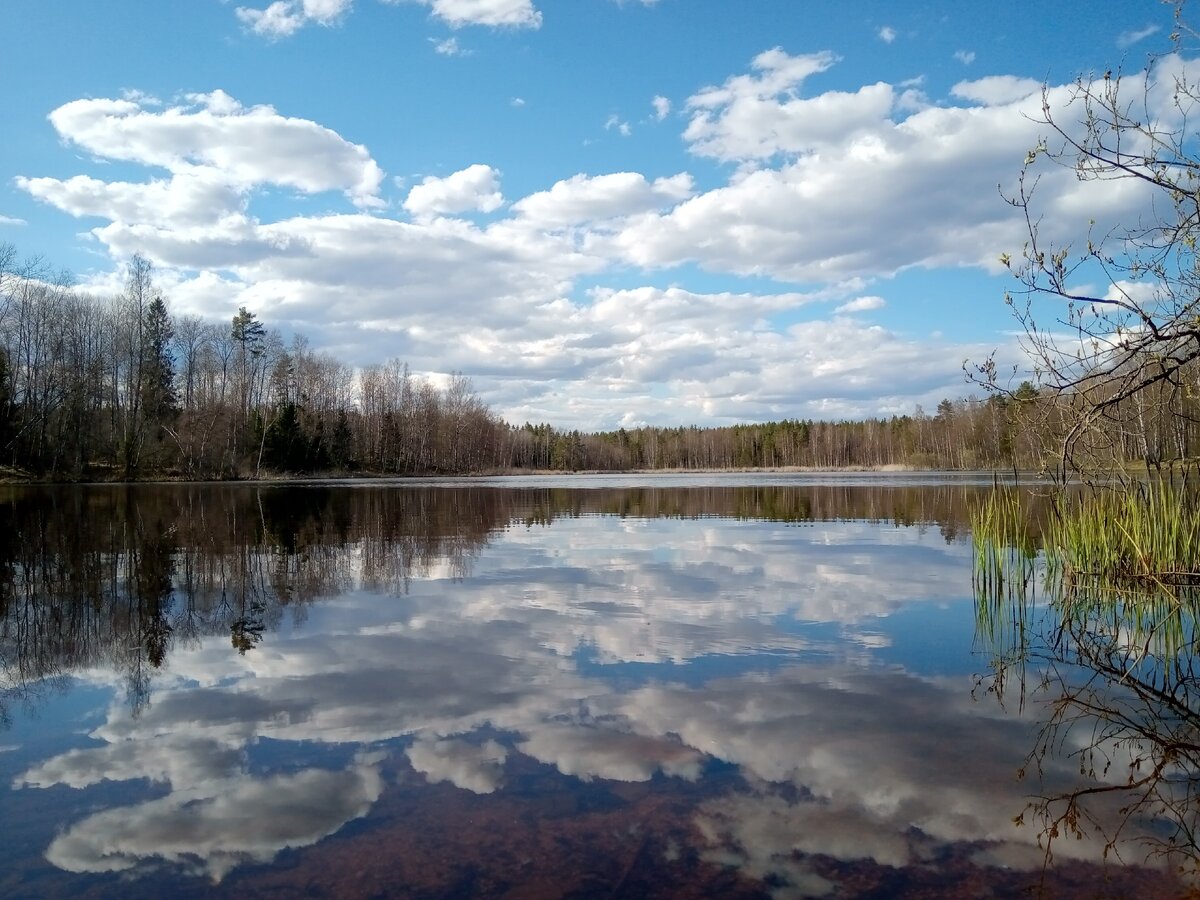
977, 14, 1200, 478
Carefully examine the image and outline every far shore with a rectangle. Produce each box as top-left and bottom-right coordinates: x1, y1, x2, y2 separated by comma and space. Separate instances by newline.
0, 462, 1059, 487
14, 460, 1198, 487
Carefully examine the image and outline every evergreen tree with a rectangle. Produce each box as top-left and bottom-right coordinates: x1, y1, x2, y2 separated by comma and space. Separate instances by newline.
231, 306, 266, 456
142, 296, 177, 425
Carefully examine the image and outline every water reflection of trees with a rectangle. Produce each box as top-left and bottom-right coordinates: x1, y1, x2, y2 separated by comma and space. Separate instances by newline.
976, 553, 1200, 875
0, 481, 984, 723
508, 482, 986, 533
0, 485, 509, 721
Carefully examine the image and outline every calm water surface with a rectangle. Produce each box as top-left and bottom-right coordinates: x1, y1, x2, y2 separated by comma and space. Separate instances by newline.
0, 476, 1187, 898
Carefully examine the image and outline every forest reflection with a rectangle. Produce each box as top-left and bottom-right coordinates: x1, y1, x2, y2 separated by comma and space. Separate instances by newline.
0, 480, 982, 724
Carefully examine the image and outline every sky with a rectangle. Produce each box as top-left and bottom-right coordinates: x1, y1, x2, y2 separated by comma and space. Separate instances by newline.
0, 0, 1183, 430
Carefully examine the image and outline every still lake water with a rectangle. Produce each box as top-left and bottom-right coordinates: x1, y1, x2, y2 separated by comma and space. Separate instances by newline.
0, 475, 1189, 898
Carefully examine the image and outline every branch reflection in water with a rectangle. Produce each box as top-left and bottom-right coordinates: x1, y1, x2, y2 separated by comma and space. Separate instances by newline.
974, 483, 1200, 879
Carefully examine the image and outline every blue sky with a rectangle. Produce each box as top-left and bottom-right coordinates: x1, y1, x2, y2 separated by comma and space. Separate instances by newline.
0, 0, 1181, 428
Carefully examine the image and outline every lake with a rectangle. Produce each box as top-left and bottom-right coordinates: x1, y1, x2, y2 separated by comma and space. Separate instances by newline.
0, 475, 1190, 898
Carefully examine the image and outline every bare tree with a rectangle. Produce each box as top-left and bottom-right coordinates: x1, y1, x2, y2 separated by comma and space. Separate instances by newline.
976, 17, 1200, 478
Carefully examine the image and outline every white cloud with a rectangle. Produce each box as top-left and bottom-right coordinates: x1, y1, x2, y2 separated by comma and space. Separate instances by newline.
953, 49, 976, 65
17, 173, 245, 228
430, 35, 470, 55
606, 51, 1168, 288
399, 0, 542, 29
0, 214, 26, 227
15, 82, 1017, 428
683, 48, 890, 161
1103, 278, 1161, 306
441, 286, 1003, 427
1117, 24, 1160, 48
236, 0, 354, 37
652, 95, 671, 121
42, 91, 384, 209
236, 0, 541, 35
512, 171, 693, 227
878, 25, 896, 43
403, 164, 504, 217
510, 96, 526, 107
834, 295, 886, 314
951, 76, 1042, 106
22, 52, 1190, 428
604, 114, 631, 136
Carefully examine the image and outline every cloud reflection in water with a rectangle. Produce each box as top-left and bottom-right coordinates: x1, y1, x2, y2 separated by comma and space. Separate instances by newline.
5, 491, 1175, 894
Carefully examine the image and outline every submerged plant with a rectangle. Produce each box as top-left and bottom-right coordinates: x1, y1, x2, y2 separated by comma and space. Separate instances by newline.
971, 488, 1040, 687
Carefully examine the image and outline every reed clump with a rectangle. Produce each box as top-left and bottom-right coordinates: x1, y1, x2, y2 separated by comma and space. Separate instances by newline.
971, 488, 1037, 583
972, 480, 1200, 670
1044, 481, 1200, 586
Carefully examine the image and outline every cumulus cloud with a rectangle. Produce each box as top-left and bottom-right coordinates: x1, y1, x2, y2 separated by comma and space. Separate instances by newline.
16, 173, 245, 228
236, 0, 542, 36
21, 51, 1187, 427
878, 25, 896, 43
512, 172, 693, 227
399, 0, 543, 29
468, 288, 999, 428
41, 91, 384, 209
684, 48, 882, 161
404, 164, 505, 217
954, 49, 976, 65
0, 214, 26, 226
834, 295, 886, 314
236, 0, 354, 37
651, 95, 671, 121
951, 75, 1042, 106
607, 50, 1165, 287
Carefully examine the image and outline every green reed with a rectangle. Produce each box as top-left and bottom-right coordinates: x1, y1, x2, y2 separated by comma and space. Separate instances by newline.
972, 479, 1200, 678
1043, 480, 1200, 586
971, 488, 1039, 675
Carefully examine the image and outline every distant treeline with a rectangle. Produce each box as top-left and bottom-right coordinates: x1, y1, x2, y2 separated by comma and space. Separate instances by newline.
508, 399, 1035, 472
3, 246, 1197, 479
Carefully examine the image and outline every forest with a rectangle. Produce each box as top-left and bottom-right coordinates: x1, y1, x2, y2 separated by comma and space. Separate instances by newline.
2, 242, 1198, 481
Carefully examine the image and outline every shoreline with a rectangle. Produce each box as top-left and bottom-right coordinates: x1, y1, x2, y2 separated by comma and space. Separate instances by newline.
0, 463, 1048, 487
